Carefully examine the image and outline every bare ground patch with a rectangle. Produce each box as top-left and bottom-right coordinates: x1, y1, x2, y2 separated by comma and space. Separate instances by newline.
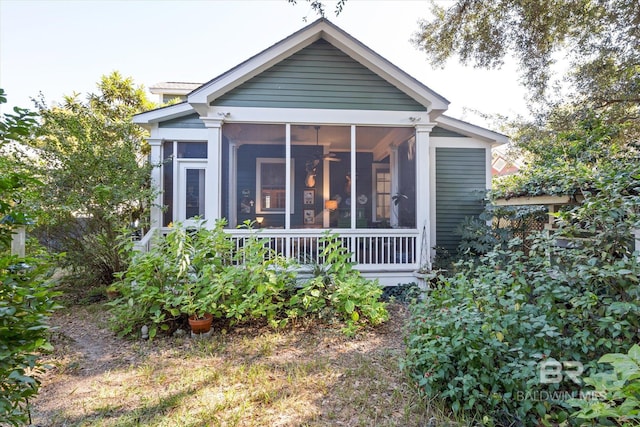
30, 303, 440, 426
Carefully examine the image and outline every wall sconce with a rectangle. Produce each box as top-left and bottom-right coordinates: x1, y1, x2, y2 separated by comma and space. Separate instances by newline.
255, 216, 264, 227
325, 200, 338, 211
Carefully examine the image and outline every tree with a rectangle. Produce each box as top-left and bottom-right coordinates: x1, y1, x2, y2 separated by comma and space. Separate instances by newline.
24, 72, 157, 287
414, 0, 639, 105
0, 89, 60, 426
294, 0, 639, 122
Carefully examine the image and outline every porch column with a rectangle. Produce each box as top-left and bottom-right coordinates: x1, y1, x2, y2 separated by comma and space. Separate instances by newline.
389, 144, 399, 228
228, 141, 238, 228
202, 118, 224, 223
148, 138, 163, 228
415, 123, 436, 268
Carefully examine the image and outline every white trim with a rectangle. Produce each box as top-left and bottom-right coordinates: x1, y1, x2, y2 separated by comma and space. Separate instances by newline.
415, 123, 434, 269
389, 145, 399, 228
172, 141, 178, 223
134, 102, 194, 125
228, 141, 238, 227
148, 139, 163, 229
188, 19, 448, 113
177, 161, 207, 226
430, 137, 494, 149
485, 147, 492, 190
371, 163, 391, 222
437, 115, 509, 145
429, 144, 437, 251
206, 106, 430, 126
285, 124, 292, 230
204, 119, 223, 222
150, 128, 209, 140
350, 125, 357, 229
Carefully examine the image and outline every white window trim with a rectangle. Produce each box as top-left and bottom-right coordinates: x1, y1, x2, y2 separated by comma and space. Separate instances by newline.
255, 157, 295, 214
371, 163, 391, 222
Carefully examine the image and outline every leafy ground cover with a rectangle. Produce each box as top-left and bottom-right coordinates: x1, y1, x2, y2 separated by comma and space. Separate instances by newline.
30, 301, 443, 427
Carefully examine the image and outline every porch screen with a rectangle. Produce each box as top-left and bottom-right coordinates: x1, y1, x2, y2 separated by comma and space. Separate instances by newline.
222, 123, 287, 228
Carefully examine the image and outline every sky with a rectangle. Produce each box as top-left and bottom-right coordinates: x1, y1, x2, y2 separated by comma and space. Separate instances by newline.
0, 0, 530, 129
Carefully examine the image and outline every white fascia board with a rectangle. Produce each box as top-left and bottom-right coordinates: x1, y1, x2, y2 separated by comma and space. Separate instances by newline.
149, 128, 209, 141
431, 137, 494, 149
133, 102, 195, 125
189, 19, 449, 113
189, 26, 323, 105
437, 115, 509, 146
209, 106, 430, 126
320, 26, 449, 113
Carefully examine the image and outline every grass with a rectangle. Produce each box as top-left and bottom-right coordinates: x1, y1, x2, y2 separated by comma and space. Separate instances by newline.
30, 301, 454, 427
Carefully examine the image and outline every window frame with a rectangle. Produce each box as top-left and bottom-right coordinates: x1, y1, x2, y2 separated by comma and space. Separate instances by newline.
255, 157, 295, 214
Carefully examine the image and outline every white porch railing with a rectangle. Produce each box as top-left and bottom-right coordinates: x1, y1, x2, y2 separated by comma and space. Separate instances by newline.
137, 227, 419, 271
133, 227, 157, 253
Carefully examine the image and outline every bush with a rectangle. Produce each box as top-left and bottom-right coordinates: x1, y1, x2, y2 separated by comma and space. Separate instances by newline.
208, 223, 298, 328
289, 232, 388, 336
568, 344, 640, 426
0, 256, 60, 426
110, 226, 387, 338
403, 233, 640, 426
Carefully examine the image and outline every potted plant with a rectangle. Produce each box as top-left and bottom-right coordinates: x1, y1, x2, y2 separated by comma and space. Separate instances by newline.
182, 272, 215, 335
105, 284, 120, 300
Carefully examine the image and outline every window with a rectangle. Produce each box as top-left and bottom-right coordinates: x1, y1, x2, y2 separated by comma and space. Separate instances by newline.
256, 158, 294, 213
373, 164, 391, 221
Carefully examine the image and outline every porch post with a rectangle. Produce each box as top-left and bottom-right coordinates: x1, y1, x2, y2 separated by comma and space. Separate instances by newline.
202, 118, 224, 224
148, 138, 163, 228
415, 123, 436, 268
228, 141, 238, 228
389, 144, 399, 228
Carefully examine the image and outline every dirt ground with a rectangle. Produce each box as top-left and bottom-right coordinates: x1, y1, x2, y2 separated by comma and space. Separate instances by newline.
29, 302, 435, 426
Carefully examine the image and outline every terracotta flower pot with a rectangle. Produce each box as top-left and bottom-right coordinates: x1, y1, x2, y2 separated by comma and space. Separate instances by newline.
188, 313, 213, 334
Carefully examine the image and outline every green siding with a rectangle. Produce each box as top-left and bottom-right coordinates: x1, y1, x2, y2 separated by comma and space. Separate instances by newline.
213, 39, 427, 111
159, 113, 205, 129
431, 126, 468, 137
435, 148, 486, 253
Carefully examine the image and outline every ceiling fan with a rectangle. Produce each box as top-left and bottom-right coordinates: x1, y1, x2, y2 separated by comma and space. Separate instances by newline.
313, 126, 341, 162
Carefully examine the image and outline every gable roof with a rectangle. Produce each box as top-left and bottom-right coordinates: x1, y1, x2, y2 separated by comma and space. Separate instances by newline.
189, 19, 449, 115
436, 115, 509, 146
135, 18, 450, 123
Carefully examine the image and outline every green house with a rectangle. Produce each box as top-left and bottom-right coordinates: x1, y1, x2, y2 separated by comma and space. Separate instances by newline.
134, 19, 508, 285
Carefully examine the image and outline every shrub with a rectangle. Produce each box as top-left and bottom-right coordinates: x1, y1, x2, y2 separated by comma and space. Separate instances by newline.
290, 232, 388, 336
0, 256, 60, 426
109, 220, 234, 338
208, 222, 298, 328
110, 227, 388, 338
403, 233, 640, 425
568, 344, 640, 426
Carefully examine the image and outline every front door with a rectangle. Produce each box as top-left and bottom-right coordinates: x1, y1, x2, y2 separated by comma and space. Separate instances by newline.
177, 161, 206, 225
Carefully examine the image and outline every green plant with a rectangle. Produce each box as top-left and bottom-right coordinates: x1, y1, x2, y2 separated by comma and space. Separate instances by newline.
209, 221, 298, 328
0, 88, 61, 426
403, 230, 640, 425
26, 72, 157, 288
291, 232, 388, 336
0, 257, 60, 426
568, 344, 640, 426
112, 226, 390, 338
